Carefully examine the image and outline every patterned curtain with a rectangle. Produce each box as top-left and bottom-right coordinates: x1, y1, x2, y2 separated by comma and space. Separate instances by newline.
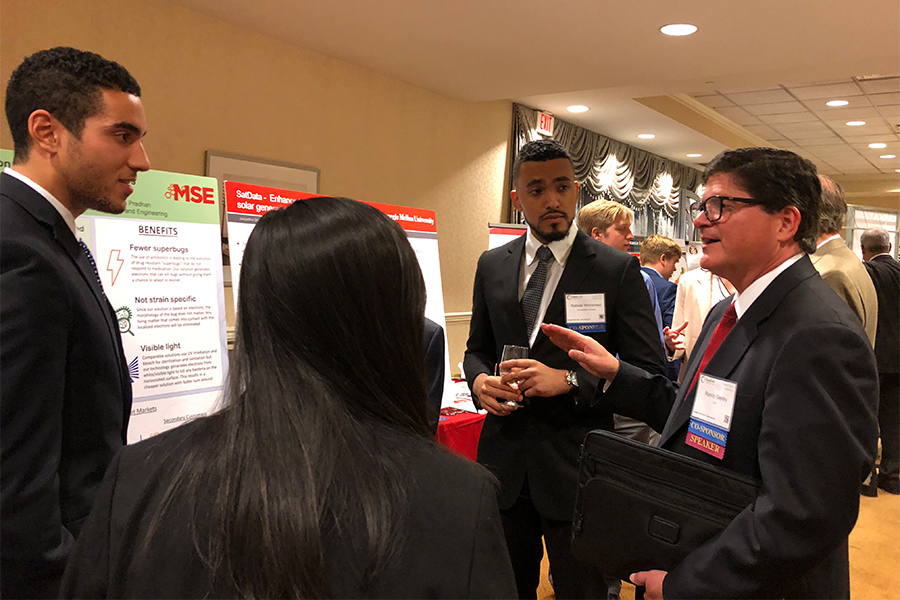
510, 104, 704, 239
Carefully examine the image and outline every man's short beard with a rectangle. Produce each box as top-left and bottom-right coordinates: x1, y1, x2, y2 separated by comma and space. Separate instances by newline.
526, 215, 571, 244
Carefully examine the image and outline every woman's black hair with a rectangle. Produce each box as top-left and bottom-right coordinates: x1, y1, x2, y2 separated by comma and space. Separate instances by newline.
148, 197, 431, 597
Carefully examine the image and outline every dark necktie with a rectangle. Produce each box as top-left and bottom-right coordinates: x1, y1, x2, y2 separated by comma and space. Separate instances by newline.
521, 245, 554, 339
78, 239, 103, 285
686, 302, 738, 396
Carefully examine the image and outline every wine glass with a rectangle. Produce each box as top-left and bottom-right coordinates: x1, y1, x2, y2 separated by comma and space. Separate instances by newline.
499, 345, 528, 407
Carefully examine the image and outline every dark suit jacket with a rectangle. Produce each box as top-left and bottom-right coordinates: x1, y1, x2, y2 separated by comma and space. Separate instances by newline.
606, 256, 878, 599
464, 229, 665, 520
864, 254, 899, 374
424, 317, 446, 432
59, 417, 517, 598
641, 265, 677, 328
0, 172, 132, 599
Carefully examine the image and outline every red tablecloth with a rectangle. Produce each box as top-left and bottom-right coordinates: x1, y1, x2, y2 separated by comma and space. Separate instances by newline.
436, 411, 485, 461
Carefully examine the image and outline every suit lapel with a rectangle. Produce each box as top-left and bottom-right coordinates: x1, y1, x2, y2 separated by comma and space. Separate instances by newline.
2, 173, 128, 400
499, 235, 530, 345
659, 256, 817, 445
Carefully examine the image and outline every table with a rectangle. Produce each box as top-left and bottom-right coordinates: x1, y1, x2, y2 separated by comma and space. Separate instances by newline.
436, 411, 485, 461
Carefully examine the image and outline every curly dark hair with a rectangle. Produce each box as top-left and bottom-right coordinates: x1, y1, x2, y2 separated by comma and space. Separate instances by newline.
703, 148, 821, 253
5, 46, 141, 161
512, 138, 573, 182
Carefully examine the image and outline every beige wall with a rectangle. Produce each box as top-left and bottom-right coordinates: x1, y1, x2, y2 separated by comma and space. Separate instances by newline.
0, 0, 512, 370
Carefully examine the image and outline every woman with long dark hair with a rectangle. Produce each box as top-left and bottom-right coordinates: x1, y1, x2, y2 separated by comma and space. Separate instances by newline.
61, 197, 516, 598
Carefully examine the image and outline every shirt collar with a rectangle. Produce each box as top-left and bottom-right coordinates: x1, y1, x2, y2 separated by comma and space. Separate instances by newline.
733, 253, 804, 318
524, 223, 577, 267
4, 167, 77, 236
816, 234, 841, 249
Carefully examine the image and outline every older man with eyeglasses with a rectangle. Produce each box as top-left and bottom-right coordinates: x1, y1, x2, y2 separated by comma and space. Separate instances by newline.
542, 147, 878, 600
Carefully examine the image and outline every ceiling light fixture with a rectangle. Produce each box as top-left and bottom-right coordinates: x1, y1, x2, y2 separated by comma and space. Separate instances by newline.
567, 105, 590, 113
686, 153, 702, 158
660, 23, 698, 36
869, 143, 888, 149
825, 100, 849, 107
880, 154, 897, 159
846, 120, 866, 126
637, 134, 656, 139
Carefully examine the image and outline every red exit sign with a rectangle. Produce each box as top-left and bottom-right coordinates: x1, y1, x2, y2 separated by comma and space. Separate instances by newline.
536, 111, 555, 135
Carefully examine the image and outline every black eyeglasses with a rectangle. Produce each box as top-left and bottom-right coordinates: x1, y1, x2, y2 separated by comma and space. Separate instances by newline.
690, 196, 759, 222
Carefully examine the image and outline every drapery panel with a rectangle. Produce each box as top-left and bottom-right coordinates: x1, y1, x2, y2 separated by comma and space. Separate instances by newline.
510, 104, 703, 238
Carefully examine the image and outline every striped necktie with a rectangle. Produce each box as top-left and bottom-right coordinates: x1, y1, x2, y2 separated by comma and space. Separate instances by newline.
521, 245, 554, 339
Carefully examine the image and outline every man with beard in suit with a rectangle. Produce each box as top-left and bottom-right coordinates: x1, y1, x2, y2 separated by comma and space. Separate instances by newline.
464, 139, 665, 598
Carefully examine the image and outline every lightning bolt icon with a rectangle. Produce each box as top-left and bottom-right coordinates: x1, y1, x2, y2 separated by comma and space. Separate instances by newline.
107, 250, 125, 286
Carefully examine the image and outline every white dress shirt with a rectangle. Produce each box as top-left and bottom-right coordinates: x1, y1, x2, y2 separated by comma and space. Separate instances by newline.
518, 224, 577, 347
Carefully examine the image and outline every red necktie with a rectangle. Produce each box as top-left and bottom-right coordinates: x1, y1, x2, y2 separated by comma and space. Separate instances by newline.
687, 302, 738, 396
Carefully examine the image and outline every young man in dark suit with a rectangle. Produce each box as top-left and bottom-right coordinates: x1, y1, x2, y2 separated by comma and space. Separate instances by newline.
543, 148, 878, 599
1, 47, 150, 598
861, 228, 900, 495
464, 139, 665, 598
639, 234, 682, 329
640, 234, 683, 382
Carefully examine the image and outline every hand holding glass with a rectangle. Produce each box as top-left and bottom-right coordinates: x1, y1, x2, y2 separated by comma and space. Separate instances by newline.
499, 345, 529, 407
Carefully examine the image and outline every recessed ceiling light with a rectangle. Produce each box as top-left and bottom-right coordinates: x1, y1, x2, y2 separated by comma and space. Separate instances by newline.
637, 134, 656, 139
686, 153, 702, 158
660, 23, 698, 36
846, 121, 866, 126
567, 105, 589, 113
880, 154, 897, 159
826, 100, 849, 107
895, 169, 900, 173
869, 143, 888, 149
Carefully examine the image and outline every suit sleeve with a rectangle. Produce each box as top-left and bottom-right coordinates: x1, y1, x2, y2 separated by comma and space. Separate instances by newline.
659, 283, 677, 329
466, 475, 518, 598
0, 238, 74, 599
59, 452, 120, 598
424, 321, 446, 432
664, 323, 878, 599
613, 257, 667, 379
463, 255, 495, 409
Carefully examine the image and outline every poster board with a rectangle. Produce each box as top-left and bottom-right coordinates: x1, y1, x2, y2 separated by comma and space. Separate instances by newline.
223, 180, 453, 401
489, 222, 527, 249
1, 148, 229, 443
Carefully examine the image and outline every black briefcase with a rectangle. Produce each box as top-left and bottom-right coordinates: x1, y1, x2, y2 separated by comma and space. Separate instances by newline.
571, 430, 760, 580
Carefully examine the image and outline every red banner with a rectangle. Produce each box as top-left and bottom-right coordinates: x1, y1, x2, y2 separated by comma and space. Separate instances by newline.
224, 181, 436, 234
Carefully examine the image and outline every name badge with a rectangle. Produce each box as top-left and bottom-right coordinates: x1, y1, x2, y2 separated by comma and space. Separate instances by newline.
685, 374, 737, 460
565, 293, 606, 333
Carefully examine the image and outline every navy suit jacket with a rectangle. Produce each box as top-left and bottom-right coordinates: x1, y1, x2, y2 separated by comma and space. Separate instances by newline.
464, 229, 665, 520
1, 172, 132, 598
606, 256, 878, 599
641, 265, 677, 328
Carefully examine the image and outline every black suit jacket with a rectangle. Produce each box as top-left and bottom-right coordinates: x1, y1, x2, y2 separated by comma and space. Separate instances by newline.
641, 266, 677, 328
1, 172, 132, 598
424, 317, 446, 432
59, 417, 517, 598
864, 254, 899, 374
607, 256, 878, 599
464, 229, 665, 520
